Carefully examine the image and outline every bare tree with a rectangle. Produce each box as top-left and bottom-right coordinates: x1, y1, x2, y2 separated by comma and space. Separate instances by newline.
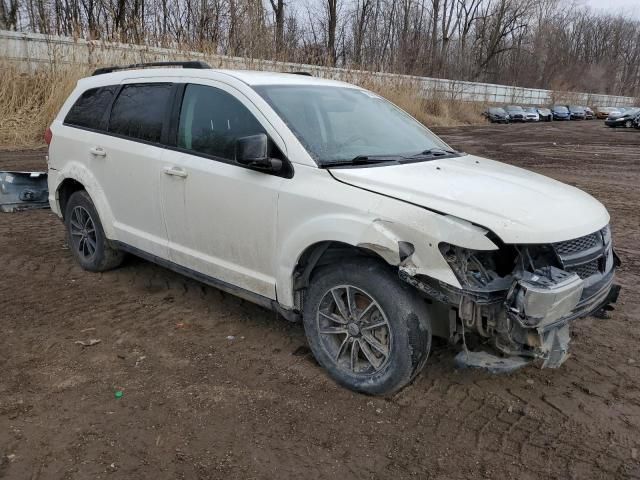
0, 0, 19, 30
326, 0, 338, 66
269, 0, 285, 56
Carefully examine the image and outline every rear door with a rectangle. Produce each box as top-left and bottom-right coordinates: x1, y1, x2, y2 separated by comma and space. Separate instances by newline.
159, 81, 288, 299
94, 81, 175, 258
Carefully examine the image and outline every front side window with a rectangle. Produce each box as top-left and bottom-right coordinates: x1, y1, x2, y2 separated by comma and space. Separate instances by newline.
108, 83, 172, 143
65, 86, 117, 130
177, 84, 266, 160
254, 85, 451, 165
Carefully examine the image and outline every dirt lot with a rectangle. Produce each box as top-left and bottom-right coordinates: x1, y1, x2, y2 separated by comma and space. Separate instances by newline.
1, 121, 639, 479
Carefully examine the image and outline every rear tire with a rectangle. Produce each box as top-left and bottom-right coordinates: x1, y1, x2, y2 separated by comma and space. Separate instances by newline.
303, 259, 432, 395
64, 190, 124, 272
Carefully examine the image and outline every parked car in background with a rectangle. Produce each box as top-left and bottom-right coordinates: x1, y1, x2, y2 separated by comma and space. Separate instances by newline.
605, 107, 640, 128
483, 107, 510, 123
584, 107, 595, 120
551, 105, 571, 120
610, 107, 626, 117
505, 105, 526, 122
46, 62, 620, 394
568, 105, 586, 120
595, 107, 615, 119
523, 107, 540, 122
537, 107, 552, 122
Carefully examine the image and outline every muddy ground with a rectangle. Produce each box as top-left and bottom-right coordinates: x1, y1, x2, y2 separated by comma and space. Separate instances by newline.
0, 121, 639, 479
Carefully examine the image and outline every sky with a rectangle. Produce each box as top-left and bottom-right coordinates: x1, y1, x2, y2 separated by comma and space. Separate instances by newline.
581, 0, 640, 19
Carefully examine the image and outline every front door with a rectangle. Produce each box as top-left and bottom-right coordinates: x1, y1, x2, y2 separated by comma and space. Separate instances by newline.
160, 83, 286, 299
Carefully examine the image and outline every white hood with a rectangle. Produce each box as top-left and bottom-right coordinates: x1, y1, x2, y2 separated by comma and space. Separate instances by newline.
330, 155, 609, 244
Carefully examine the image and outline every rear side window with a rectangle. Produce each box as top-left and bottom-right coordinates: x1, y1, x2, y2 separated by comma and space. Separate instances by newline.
177, 84, 265, 160
64, 86, 117, 130
108, 84, 172, 143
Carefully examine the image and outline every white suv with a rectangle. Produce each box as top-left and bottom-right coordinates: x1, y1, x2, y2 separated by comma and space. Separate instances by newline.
47, 62, 620, 394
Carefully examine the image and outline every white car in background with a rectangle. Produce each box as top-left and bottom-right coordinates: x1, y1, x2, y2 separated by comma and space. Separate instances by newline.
46, 62, 620, 394
524, 107, 540, 121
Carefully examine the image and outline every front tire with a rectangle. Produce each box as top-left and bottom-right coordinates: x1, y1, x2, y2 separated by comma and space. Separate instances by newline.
625, 120, 633, 128
65, 190, 124, 272
303, 259, 432, 395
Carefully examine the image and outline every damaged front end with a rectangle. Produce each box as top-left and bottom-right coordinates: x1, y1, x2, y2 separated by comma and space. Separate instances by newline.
400, 225, 621, 369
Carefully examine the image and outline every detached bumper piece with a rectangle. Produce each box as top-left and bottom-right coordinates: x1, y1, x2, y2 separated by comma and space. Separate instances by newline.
0, 171, 49, 213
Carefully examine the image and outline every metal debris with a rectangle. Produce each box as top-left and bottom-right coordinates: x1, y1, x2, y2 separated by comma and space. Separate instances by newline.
454, 350, 531, 374
74, 339, 102, 347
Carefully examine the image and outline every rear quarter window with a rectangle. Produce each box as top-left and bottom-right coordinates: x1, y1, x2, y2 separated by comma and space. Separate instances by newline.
108, 83, 173, 143
64, 86, 118, 130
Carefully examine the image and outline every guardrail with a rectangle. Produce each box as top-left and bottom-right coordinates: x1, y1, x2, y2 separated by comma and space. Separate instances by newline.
0, 29, 636, 107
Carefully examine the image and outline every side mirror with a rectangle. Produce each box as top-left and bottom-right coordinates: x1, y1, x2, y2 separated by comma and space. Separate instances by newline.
236, 134, 282, 172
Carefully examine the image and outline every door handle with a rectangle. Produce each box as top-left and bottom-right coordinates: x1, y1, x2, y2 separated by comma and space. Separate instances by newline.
163, 166, 188, 178
89, 147, 106, 157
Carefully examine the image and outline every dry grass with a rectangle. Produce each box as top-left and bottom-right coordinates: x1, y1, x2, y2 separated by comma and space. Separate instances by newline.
0, 60, 484, 149
359, 77, 485, 127
0, 62, 89, 148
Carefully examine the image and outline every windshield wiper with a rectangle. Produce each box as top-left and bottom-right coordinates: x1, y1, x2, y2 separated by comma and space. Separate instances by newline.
411, 148, 458, 157
323, 155, 402, 167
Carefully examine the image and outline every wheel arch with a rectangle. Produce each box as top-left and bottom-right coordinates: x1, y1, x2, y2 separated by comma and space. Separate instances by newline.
293, 240, 390, 289
54, 163, 117, 239
57, 178, 85, 219
280, 238, 405, 314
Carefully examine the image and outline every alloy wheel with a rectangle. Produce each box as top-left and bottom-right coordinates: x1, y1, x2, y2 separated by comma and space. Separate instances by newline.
316, 285, 392, 375
69, 205, 97, 259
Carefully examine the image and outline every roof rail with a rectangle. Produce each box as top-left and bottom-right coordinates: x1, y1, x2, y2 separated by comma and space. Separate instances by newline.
289, 71, 312, 76
92, 61, 211, 76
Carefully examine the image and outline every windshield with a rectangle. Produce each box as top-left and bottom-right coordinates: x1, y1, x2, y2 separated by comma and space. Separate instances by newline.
524, 107, 537, 113
489, 108, 506, 114
506, 106, 523, 112
553, 106, 569, 112
254, 85, 451, 165
569, 106, 584, 112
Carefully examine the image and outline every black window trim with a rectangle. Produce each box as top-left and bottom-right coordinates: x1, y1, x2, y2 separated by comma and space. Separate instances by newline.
106, 81, 174, 145
61, 81, 295, 179
62, 84, 120, 134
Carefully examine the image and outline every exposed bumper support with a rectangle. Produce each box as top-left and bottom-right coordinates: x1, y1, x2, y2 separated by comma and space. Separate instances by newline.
400, 266, 621, 370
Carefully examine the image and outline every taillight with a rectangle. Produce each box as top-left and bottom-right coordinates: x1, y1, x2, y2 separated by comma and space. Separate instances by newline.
44, 127, 53, 145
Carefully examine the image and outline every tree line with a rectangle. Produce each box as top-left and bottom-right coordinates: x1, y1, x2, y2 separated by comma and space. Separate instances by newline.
2, 0, 639, 97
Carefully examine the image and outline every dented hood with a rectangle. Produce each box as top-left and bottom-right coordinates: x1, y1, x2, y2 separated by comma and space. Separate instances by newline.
330, 154, 609, 244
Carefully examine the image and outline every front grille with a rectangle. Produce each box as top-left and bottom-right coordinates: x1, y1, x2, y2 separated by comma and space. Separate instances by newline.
554, 233, 600, 255
568, 260, 600, 279
552, 227, 610, 280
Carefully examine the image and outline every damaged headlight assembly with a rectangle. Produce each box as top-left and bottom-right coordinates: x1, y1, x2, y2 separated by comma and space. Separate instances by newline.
438, 242, 584, 328
433, 241, 593, 369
